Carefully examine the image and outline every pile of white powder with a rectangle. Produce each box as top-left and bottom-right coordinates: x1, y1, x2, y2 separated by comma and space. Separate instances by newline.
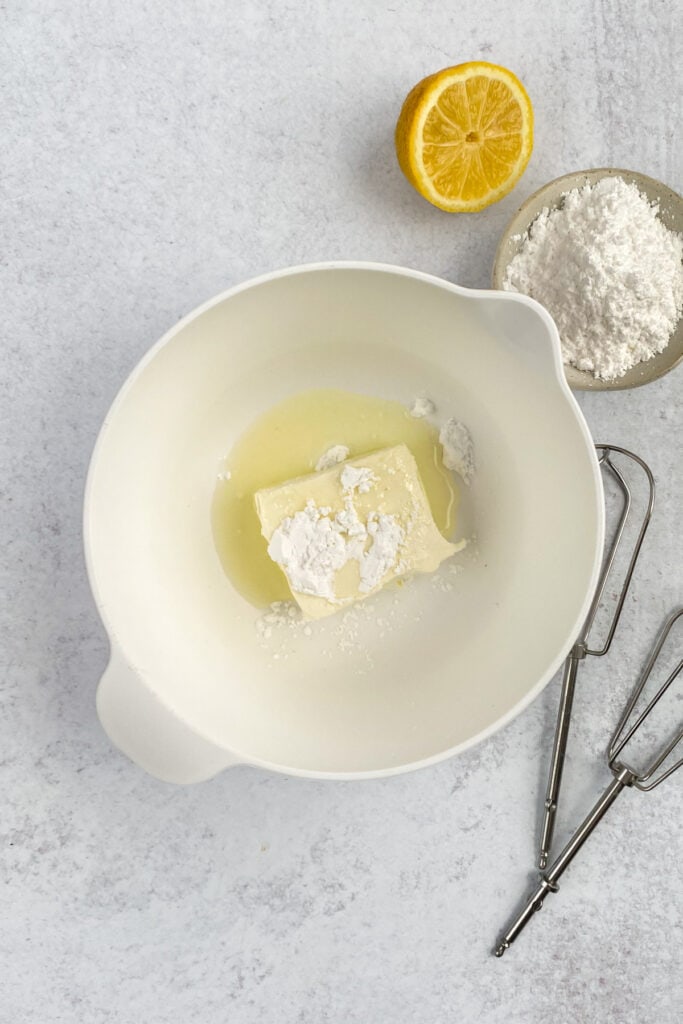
438, 418, 474, 485
503, 176, 683, 380
267, 463, 405, 603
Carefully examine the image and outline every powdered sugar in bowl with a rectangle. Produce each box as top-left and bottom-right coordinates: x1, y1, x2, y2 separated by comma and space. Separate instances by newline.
492, 168, 683, 390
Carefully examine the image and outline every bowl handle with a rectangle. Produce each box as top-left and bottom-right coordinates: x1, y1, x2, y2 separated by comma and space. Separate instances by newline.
96, 648, 241, 783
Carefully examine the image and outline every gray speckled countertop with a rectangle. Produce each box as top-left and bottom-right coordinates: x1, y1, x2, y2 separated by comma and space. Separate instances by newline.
3, 3, 682, 1022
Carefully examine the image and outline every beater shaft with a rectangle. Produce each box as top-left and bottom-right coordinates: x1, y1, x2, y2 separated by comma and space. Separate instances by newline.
538, 649, 583, 870
496, 766, 634, 957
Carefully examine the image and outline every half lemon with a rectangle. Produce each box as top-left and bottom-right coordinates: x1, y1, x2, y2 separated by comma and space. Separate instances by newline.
395, 62, 534, 212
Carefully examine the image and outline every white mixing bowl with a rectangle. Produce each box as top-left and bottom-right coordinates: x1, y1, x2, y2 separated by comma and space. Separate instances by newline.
85, 263, 603, 783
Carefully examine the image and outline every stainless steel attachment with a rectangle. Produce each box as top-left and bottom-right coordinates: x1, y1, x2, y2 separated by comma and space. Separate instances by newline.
537, 445, 655, 870
494, 607, 683, 957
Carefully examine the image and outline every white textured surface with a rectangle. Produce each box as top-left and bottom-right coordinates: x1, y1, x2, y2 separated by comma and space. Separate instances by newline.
2, 2, 682, 1021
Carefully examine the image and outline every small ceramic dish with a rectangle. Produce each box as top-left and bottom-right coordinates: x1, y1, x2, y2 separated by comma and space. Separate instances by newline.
492, 168, 683, 391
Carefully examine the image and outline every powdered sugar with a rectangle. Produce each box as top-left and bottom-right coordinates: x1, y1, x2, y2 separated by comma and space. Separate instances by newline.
410, 396, 436, 418
340, 464, 376, 494
267, 501, 361, 602
315, 445, 350, 471
360, 513, 405, 591
503, 176, 683, 380
255, 600, 302, 640
439, 419, 475, 485
266, 483, 404, 604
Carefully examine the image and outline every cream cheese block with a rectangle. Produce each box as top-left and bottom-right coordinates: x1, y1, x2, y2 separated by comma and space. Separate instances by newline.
255, 443, 462, 619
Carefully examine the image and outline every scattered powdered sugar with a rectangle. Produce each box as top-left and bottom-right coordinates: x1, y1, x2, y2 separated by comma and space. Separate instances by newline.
503, 176, 683, 380
315, 445, 350, 471
255, 541, 474, 668
439, 418, 475, 485
255, 600, 302, 640
335, 606, 377, 662
256, 597, 381, 671
255, 601, 315, 664
340, 464, 376, 494
430, 558, 465, 593
410, 396, 436, 418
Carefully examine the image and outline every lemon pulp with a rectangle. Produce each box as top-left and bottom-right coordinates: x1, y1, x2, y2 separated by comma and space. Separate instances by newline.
211, 389, 458, 608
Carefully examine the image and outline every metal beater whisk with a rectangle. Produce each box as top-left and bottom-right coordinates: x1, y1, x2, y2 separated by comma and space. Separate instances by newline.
537, 446, 655, 871
495, 607, 683, 957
